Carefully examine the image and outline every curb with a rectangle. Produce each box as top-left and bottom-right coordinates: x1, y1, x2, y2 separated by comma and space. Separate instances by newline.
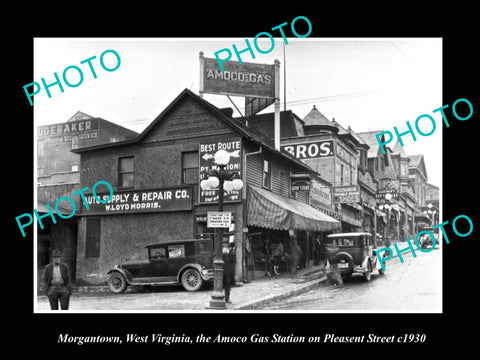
232, 274, 328, 310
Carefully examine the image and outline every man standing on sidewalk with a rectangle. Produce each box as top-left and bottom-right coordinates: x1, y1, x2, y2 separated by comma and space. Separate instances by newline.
223, 242, 234, 304
287, 230, 302, 279
42, 249, 72, 310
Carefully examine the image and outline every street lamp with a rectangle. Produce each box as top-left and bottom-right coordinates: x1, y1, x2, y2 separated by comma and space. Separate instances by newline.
425, 203, 437, 224
200, 149, 243, 309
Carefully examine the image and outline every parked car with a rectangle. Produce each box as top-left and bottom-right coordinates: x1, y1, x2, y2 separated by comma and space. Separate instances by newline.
106, 239, 215, 293
324, 232, 384, 281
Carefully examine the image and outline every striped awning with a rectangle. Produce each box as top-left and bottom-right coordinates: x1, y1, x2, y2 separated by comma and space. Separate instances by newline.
247, 185, 341, 232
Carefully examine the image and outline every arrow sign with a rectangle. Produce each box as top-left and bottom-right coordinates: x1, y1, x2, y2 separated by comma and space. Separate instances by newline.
202, 153, 214, 161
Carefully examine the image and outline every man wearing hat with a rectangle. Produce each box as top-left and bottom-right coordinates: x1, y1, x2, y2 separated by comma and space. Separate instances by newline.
42, 249, 72, 310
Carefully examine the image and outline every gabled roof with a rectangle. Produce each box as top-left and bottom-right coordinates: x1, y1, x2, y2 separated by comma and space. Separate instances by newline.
392, 139, 408, 158
72, 88, 314, 173
68, 111, 94, 122
303, 105, 332, 127
357, 130, 385, 158
408, 154, 428, 180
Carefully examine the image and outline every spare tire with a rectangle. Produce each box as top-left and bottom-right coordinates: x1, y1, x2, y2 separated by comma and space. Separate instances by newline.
332, 252, 354, 274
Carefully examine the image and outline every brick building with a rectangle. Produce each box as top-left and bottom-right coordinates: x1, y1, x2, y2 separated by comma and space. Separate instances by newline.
36, 111, 138, 279
72, 89, 340, 285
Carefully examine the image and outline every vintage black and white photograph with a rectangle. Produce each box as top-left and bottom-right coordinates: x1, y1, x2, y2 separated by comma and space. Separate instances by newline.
32, 37, 443, 313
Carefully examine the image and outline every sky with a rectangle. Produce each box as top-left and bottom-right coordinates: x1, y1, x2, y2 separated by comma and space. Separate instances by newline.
33, 38, 442, 186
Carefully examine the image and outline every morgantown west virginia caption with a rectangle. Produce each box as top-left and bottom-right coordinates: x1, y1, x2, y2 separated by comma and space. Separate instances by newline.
57, 333, 426, 345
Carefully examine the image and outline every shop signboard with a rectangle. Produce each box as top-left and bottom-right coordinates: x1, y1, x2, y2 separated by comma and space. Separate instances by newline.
37, 119, 100, 144
309, 179, 332, 207
333, 185, 360, 204
280, 140, 334, 160
201, 57, 275, 99
80, 186, 193, 215
376, 188, 399, 200
290, 178, 310, 198
199, 138, 242, 204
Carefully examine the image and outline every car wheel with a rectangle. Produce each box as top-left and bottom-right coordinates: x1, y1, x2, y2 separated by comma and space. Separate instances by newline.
364, 261, 372, 282
181, 268, 203, 292
332, 252, 354, 273
107, 272, 127, 294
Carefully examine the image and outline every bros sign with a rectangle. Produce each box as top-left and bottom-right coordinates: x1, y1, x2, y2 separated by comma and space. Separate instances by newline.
281, 140, 334, 160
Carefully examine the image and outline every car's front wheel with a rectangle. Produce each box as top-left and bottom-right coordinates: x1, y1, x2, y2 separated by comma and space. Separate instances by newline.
107, 272, 127, 294
181, 268, 203, 291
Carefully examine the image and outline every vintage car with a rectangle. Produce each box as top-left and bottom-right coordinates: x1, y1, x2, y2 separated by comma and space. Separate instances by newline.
417, 228, 439, 249
324, 232, 385, 281
106, 239, 215, 293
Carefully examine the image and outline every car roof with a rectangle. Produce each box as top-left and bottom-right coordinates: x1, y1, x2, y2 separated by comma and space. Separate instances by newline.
326, 232, 372, 238
145, 239, 211, 248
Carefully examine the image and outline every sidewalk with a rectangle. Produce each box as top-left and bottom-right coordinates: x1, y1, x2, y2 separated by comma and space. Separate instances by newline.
231, 265, 327, 310
36, 265, 328, 311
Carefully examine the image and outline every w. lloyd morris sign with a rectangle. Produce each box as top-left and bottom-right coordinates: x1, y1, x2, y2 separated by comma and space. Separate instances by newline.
80, 187, 193, 215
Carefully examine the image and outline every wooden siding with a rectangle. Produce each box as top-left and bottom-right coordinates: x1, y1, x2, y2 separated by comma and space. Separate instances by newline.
142, 96, 233, 142
245, 151, 310, 204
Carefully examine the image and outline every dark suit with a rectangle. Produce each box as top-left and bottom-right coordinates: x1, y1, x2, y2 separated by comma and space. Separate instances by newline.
222, 251, 233, 302
42, 263, 72, 310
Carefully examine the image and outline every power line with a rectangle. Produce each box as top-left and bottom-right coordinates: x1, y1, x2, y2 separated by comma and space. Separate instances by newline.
116, 89, 384, 128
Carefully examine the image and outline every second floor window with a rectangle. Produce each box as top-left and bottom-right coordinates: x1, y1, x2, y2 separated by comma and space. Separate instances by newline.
119, 156, 134, 188
182, 152, 199, 184
263, 159, 271, 189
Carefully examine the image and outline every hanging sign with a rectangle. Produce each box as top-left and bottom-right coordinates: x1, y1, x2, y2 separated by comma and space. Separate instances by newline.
199, 138, 242, 204
207, 211, 232, 228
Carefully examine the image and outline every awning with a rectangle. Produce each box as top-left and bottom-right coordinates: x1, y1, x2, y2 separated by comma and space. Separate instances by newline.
414, 210, 430, 222
247, 185, 341, 232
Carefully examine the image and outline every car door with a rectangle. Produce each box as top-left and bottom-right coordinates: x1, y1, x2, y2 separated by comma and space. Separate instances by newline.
166, 243, 189, 279
148, 246, 171, 283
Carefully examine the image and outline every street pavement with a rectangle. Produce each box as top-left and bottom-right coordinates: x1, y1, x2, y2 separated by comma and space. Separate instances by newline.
257, 247, 442, 311
36, 246, 441, 312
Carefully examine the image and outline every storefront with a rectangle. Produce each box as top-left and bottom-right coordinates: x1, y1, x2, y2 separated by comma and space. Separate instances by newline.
245, 185, 340, 279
